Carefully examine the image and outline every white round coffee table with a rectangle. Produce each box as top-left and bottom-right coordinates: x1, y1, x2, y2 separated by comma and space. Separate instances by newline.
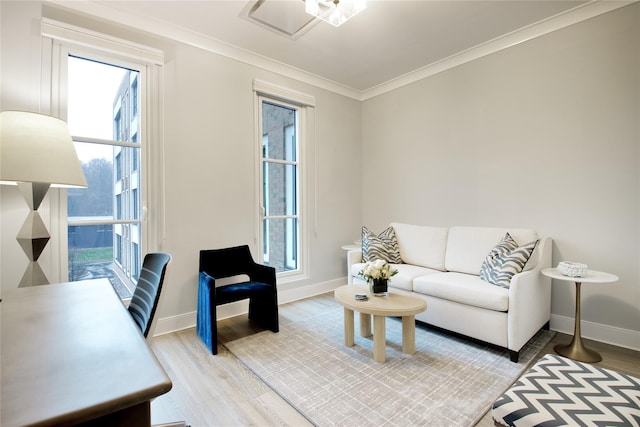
334, 284, 427, 362
542, 267, 618, 363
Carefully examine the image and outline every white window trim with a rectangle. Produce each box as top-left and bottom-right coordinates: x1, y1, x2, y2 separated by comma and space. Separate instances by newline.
41, 19, 165, 283
262, 134, 270, 264
41, 18, 164, 66
253, 80, 315, 283
253, 79, 316, 108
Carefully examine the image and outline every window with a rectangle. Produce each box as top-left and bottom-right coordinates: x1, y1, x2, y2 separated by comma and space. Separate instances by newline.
131, 76, 139, 117
42, 19, 164, 299
260, 99, 300, 273
254, 81, 314, 279
262, 134, 270, 264
66, 55, 143, 297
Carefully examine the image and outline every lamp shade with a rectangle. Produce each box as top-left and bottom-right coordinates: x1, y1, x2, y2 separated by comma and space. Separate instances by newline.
1, 111, 87, 188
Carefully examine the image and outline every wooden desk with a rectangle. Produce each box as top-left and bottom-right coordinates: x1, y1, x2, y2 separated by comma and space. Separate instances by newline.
1, 279, 172, 426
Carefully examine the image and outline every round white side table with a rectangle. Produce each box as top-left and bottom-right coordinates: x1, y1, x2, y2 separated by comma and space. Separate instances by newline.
542, 267, 618, 363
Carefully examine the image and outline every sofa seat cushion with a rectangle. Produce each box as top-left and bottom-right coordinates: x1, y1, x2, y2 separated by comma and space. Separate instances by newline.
413, 272, 509, 312
351, 263, 439, 292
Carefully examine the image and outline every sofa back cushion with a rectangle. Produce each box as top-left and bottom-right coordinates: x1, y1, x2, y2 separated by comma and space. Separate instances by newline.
445, 227, 539, 275
389, 223, 448, 271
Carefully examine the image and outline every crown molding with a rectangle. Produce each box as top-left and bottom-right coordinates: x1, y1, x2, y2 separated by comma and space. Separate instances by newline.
44, 0, 362, 99
360, 0, 636, 100
45, 0, 636, 102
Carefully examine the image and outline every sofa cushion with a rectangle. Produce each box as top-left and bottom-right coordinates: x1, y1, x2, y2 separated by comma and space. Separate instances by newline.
445, 227, 539, 275
488, 239, 539, 288
479, 233, 518, 283
361, 226, 402, 263
351, 262, 438, 292
413, 272, 510, 312
390, 223, 448, 270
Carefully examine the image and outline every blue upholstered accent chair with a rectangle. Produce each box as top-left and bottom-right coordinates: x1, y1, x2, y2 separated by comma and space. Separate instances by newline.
128, 252, 171, 338
197, 245, 279, 354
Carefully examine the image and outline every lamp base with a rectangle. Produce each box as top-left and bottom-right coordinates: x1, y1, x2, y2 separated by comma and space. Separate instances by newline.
20, 262, 49, 287
16, 182, 52, 287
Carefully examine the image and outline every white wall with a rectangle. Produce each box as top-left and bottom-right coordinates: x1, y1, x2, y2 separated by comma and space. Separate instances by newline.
361, 4, 640, 348
158, 42, 362, 326
0, 2, 363, 329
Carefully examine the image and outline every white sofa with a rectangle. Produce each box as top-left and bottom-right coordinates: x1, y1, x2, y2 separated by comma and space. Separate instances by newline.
347, 223, 552, 362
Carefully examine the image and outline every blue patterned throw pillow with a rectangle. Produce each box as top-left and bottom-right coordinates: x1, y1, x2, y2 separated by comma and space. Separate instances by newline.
361, 226, 402, 264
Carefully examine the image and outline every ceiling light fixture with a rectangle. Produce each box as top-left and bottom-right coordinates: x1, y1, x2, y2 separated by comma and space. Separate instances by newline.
305, 0, 366, 27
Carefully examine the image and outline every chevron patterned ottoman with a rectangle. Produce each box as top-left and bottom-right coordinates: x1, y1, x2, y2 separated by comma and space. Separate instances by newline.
492, 353, 640, 426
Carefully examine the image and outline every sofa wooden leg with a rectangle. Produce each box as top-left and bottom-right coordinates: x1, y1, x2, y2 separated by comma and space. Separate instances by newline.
509, 350, 519, 363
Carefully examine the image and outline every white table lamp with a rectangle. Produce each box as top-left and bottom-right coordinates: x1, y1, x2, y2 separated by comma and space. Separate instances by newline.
1, 111, 88, 286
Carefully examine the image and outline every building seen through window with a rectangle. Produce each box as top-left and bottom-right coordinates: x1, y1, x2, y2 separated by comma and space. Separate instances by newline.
67, 56, 142, 298
261, 100, 299, 273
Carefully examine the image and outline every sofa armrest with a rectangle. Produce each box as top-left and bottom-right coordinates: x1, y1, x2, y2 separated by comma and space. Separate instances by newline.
507, 236, 553, 352
346, 249, 363, 285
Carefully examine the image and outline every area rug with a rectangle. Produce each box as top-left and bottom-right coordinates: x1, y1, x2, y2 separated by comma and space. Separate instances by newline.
224, 307, 554, 427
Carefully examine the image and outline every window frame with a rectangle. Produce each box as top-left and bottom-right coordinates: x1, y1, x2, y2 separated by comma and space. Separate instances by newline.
40, 19, 165, 286
259, 98, 301, 274
253, 80, 315, 282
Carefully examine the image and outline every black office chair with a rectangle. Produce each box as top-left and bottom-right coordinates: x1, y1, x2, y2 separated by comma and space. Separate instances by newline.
128, 252, 171, 338
197, 245, 279, 354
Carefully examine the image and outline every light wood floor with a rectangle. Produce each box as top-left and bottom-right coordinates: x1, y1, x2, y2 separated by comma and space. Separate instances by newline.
149, 292, 640, 426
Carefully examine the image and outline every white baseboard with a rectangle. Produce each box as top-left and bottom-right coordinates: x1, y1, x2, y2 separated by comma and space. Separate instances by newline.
152, 278, 343, 337
152, 310, 197, 336
153, 282, 640, 353
550, 314, 640, 352
278, 277, 344, 305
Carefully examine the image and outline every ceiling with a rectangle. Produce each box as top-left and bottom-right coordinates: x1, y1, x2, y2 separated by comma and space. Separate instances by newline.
54, 0, 615, 98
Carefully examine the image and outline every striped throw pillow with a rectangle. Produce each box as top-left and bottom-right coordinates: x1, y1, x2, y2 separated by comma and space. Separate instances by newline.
479, 233, 518, 283
483, 239, 539, 288
361, 226, 402, 264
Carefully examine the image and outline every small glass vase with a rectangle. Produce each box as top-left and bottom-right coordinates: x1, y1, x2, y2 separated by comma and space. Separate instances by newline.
370, 278, 388, 296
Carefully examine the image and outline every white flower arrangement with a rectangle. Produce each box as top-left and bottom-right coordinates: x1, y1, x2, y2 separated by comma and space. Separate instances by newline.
358, 259, 398, 282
